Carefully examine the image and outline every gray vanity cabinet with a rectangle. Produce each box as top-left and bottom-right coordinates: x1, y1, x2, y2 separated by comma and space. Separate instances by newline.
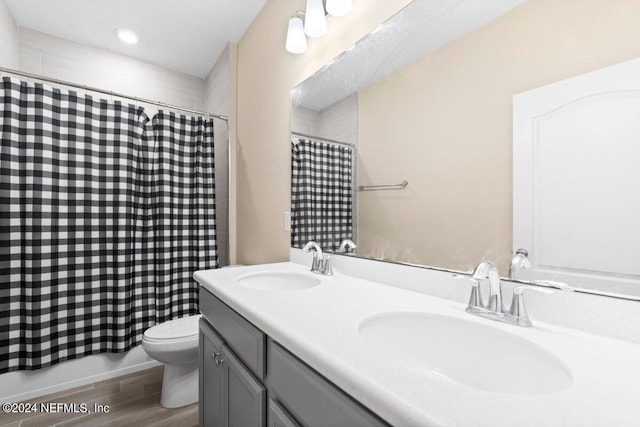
221, 342, 267, 426
199, 287, 389, 427
267, 341, 389, 427
268, 399, 301, 427
199, 319, 266, 427
199, 319, 225, 426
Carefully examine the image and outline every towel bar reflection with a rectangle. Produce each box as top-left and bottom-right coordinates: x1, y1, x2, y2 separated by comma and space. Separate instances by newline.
357, 180, 409, 191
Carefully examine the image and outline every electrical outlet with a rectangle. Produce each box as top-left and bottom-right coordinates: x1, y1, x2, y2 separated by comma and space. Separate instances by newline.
284, 211, 291, 232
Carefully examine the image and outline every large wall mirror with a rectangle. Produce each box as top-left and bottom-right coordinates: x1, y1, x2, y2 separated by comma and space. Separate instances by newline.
290, 0, 640, 300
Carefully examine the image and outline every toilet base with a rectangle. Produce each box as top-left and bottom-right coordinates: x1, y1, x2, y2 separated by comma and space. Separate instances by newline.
160, 362, 199, 408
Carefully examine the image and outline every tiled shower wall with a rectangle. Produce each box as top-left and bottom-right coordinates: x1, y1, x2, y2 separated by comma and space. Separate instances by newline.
292, 93, 357, 145
204, 45, 231, 267
291, 105, 320, 136
0, 0, 18, 68
17, 28, 205, 110
318, 94, 358, 145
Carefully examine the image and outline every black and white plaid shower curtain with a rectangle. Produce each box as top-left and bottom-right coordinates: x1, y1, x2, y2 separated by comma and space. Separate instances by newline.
0, 77, 217, 374
291, 138, 353, 251
152, 112, 218, 320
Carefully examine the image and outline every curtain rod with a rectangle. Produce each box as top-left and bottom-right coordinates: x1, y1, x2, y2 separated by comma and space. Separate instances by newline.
291, 131, 354, 148
0, 66, 228, 122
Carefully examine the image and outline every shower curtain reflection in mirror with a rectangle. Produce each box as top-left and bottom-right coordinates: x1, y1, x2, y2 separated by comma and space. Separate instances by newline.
291, 138, 353, 251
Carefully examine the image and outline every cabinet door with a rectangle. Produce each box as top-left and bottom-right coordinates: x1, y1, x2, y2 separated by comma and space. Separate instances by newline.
200, 320, 225, 427
222, 343, 266, 427
268, 399, 301, 427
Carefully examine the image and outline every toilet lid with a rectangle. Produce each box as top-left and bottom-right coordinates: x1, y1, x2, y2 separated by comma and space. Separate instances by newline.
144, 315, 200, 341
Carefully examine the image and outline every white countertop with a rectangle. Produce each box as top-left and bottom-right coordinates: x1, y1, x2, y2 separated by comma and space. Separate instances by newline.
194, 262, 640, 427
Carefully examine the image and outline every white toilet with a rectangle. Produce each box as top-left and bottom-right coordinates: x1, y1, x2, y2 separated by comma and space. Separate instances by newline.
142, 314, 201, 408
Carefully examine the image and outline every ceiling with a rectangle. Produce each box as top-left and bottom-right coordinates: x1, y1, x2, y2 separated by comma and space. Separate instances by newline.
294, 0, 528, 111
5, 0, 267, 78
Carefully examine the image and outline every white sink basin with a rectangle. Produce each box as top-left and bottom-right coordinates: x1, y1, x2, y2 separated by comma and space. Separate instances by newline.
237, 271, 321, 291
359, 312, 572, 395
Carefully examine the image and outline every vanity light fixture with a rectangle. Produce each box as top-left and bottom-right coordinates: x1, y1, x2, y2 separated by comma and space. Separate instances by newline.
304, 0, 327, 38
286, 0, 351, 54
115, 28, 139, 44
326, 0, 352, 17
286, 16, 308, 54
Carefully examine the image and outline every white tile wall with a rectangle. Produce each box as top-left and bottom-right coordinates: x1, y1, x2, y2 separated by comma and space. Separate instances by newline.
291, 105, 320, 135
318, 93, 358, 145
17, 28, 205, 110
291, 94, 357, 145
204, 45, 231, 266
0, 0, 18, 68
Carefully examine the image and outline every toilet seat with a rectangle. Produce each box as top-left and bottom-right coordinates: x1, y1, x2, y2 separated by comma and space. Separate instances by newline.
143, 335, 197, 344
143, 314, 201, 341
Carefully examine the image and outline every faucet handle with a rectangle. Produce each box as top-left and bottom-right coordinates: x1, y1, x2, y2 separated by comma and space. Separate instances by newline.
322, 254, 334, 276
453, 274, 484, 310
466, 279, 483, 310
508, 285, 554, 327
310, 254, 322, 273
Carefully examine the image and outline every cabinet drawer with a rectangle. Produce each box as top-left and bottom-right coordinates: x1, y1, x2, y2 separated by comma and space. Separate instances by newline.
269, 399, 301, 427
267, 341, 389, 427
200, 287, 266, 379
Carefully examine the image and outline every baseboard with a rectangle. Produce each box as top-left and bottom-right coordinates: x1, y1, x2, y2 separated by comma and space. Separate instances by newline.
0, 349, 162, 402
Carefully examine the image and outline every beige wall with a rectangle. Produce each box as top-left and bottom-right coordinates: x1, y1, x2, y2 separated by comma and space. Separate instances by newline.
357, 0, 640, 272
0, 0, 17, 68
235, 0, 412, 265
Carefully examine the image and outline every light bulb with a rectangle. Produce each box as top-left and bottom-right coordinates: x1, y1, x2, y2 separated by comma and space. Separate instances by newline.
115, 28, 139, 44
326, 0, 352, 17
286, 17, 307, 54
304, 0, 327, 38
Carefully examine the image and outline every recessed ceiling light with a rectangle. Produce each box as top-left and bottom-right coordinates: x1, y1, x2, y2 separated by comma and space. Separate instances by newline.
115, 28, 139, 44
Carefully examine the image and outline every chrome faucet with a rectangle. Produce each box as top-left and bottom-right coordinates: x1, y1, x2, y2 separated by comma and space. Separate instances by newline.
337, 239, 357, 254
463, 260, 553, 327
471, 261, 503, 313
302, 241, 333, 275
508, 248, 531, 280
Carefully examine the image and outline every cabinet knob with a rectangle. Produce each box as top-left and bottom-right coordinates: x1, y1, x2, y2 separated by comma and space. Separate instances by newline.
215, 357, 225, 366
211, 351, 220, 361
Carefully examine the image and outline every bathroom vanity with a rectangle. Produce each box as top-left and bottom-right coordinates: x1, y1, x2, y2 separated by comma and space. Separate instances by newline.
195, 256, 640, 427
198, 277, 387, 427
